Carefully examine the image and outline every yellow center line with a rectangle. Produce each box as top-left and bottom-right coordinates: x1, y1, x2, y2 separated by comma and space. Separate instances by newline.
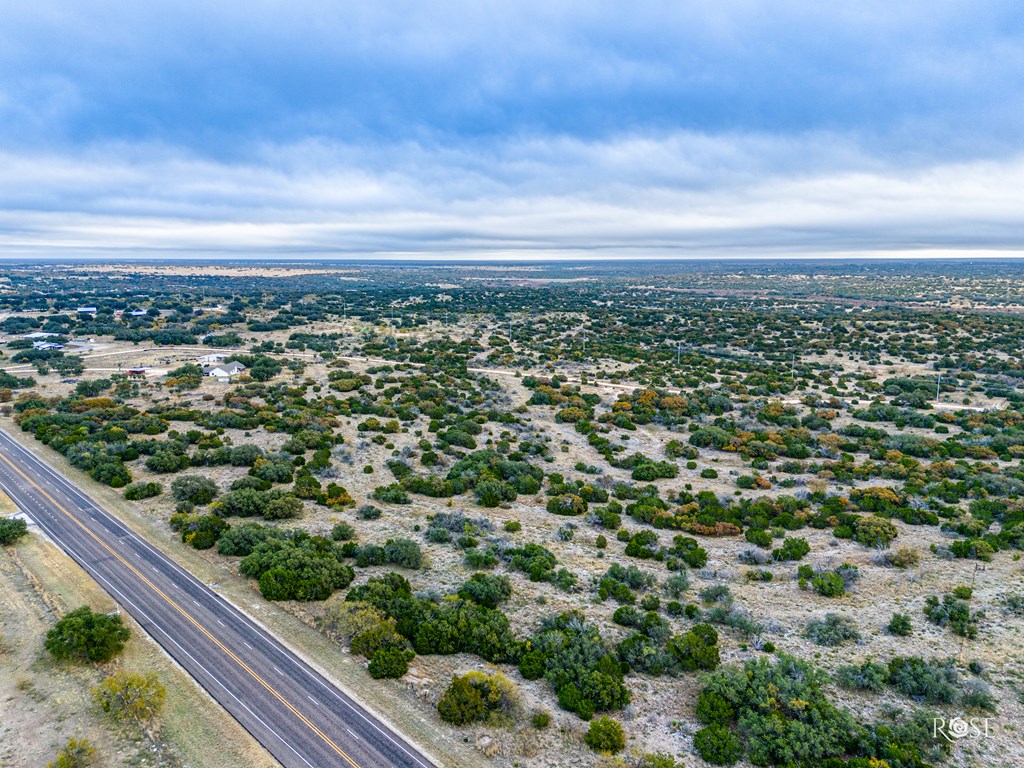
0, 451, 361, 768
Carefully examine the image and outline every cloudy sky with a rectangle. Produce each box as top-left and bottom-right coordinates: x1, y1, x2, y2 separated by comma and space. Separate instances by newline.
1, 1, 1022, 260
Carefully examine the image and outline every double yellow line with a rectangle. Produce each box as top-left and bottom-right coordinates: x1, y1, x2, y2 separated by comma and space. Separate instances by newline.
0, 451, 361, 768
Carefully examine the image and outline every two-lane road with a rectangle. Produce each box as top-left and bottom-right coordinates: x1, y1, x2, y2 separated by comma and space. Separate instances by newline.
0, 428, 435, 768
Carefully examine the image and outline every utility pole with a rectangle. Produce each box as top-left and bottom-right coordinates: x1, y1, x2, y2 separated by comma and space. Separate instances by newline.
509, 318, 513, 341
936, 374, 941, 403
582, 328, 587, 356
791, 352, 796, 378
676, 343, 681, 366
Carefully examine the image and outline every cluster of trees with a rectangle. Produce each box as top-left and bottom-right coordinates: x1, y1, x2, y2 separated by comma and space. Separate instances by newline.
337, 577, 637, 721
694, 654, 947, 766
519, 611, 630, 720
393, 449, 544, 507
835, 655, 992, 710
345, 573, 520, 663
238, 532, 355, 601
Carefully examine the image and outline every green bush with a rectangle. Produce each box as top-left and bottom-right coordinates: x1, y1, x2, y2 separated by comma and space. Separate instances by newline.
474, 479, 517, 507
834, 660, 889, 691
772, 536, 809, 561
950, 538, 995, 561
215, 487, 273, 517
371, 484, 409, 504
805, 613, 860, 646
0, 517, 29, 545
123, 481, 163, 501
693, 725, 743, 765
961, 678, 996, 711
811, 571, 847, 597
216, 522, 282, 556
695, 690, 734, 726
887, 612, 913, 636
666, 623, 720, 671
584, 716, 626, 753
437, 671, 517, 725
853, 516, 898, 548
171, 512, 230, 550
355, 544, 385, 567
637, 754, 680, 768
171, 475, 218, 505
664, 572, 690, 598
346, 573, 520, 664
45, 606, 130, 663
886, 656, 958, 704
48, 737, 95, 768
331, 522, 356, 541
264, 495, 303, 520
250, 460, 294, 484
624, 530, 660, 559
546, 494, 587, 516
383, 538, 423, 569
357, 504, 383, 520
91, 461, 133, 487
518, 649, 546, 680
745, 528, 772, 548
368, 647, 413, 679
692, 653, 925, 766
458, 573, 512, 609
924, 593, 978, 638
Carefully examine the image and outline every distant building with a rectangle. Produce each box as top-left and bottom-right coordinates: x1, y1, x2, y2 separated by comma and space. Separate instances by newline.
19, 331, 61, 339
126, 368, 148, 377
77, 306, 98, 315
32, 341, 64, 350
197, 353, 228, 364
129, 309, 149, 316
203, 361, 246, 379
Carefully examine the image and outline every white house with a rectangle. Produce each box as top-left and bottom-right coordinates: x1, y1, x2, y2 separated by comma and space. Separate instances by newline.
77, 306, 98, 315
33, 341, 64, 350
197, 353, 228, 365
203, 361, 246, 379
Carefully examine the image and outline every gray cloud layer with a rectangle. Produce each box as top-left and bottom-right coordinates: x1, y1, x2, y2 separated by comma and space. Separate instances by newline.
1, 135, 1021, 259
0, 2, 1021, 259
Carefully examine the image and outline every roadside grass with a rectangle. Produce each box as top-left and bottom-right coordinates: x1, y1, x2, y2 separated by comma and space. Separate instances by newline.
3, 531, 280, 768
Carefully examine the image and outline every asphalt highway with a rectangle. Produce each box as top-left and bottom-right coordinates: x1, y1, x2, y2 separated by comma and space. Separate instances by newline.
0, 428, 436, 768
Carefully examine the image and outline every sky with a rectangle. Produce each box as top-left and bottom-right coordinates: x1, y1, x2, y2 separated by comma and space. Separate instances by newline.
0, 1, 1022, 260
